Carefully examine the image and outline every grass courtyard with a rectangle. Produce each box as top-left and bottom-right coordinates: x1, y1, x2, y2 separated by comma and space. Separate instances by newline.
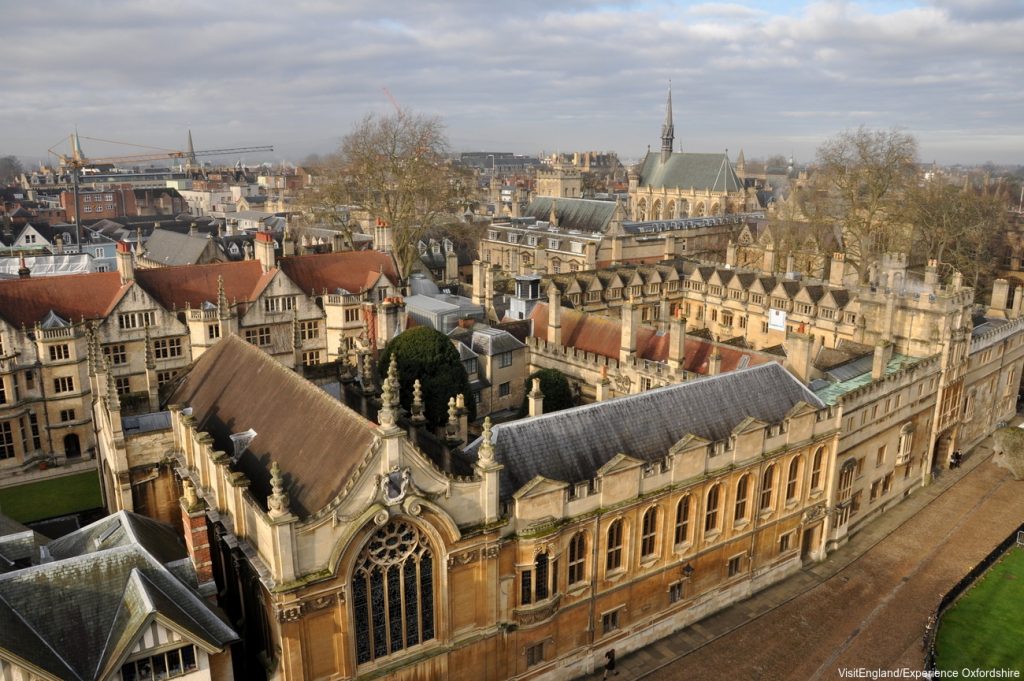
936, 545, 1024, 673
0, 471, 103, 523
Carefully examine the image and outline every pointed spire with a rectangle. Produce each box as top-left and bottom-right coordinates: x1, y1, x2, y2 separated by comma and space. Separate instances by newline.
661, 81, 674, 160
736, 148, 746, 172
479, 417, 495, 462
186, 129, 197, 169
267, 461, 291, 519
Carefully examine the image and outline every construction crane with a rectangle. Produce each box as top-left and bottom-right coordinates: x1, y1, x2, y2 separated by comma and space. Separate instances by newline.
47, 132, 273, 244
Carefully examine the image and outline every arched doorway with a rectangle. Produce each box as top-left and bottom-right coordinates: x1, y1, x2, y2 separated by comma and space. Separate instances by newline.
64, 433, 81, 458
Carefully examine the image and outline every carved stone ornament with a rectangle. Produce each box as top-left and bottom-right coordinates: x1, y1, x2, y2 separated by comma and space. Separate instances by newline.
484, 546, 500, 559
378, 466, 413, 507
447, 550, 479, 568
514, 595, 561, 626
276, 603, 304, 623
307, 594, 338, 611
803, 503, 828, 523
614, 373, 632, 393
373, 510, 390, 527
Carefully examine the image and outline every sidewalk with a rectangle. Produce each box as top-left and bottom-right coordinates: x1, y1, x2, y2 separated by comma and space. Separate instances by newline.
592, 442, 996, 680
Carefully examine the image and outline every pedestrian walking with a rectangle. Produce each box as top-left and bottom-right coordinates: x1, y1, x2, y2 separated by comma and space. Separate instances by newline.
603, 648, 618, 678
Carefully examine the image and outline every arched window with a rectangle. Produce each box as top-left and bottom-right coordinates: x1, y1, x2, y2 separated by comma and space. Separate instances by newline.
641, 507, 658, 557
653, 199, 662, 221
674, 496, 691, 545
667, 200, 676, 219
353, 520, 435, 665
837, 460, 856, 501
568, 533, 586, 585
896, 424, 914, 465
786, 457, 801, 501
704, 484, 720, 532
521, 551, 557, 605
759, 465, 775, 511
637, 199, 647, 222
734, 474, 749, 522
606, 519, 624, 571
811, 447, 825, 489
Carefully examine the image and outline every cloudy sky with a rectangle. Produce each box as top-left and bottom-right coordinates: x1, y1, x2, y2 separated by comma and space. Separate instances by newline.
3, 0, 1022, 166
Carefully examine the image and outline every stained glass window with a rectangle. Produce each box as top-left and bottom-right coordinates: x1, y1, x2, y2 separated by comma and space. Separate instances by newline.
354, 520, 435, 665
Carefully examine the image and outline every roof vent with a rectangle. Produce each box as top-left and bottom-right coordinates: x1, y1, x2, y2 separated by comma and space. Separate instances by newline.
94, 518, 122, 548
229, 428, 258, 461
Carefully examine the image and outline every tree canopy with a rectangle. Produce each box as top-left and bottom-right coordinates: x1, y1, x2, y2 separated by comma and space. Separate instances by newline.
0, 155, 23, 184
805, 127, 918, 283
517, 368, 575, 418
380, 326, 476, 429
319, 110, 472, 280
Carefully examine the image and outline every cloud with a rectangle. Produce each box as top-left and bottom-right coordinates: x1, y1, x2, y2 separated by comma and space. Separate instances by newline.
0, 1, 1021, 165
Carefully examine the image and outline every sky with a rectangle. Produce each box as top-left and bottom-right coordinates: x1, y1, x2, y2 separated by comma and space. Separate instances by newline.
3, 0, 1022, 167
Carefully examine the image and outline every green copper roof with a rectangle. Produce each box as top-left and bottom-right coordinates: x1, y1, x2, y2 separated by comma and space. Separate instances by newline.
812, 353, 922, 405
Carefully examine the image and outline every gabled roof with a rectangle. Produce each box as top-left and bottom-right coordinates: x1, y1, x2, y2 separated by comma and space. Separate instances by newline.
0, 271, 129, 327
637, 151, 743, 193
166, 335, 377, 517
0, 512, 236, 681
277, 250, 399, 296
523, 197, 618, 234
141, 229, 221, 267
134, 260, 272, 310
464, 363, 823, 500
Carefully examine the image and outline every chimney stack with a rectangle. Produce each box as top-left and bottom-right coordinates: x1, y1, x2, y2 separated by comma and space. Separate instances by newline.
528, 378, 544, 417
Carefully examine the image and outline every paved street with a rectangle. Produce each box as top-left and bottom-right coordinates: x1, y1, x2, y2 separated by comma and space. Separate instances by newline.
590, 441, 1024, 681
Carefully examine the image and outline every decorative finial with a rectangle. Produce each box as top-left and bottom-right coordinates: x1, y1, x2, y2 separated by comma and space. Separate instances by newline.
106, 360, 120, 412
411, 379, 426, 423
479, 417, 494, 462
378, 374, 396, 427
182, 478, 199, 509
361, 353, 376, 394
217, 275, 229, 319
267, 461, 290, 519
448, 396, 458, 425
387, 354, 400, 408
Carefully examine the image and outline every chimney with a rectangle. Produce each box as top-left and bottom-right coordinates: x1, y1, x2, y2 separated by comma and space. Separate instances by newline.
620, 298, 640, 362
332, 231, 347, 253
1013, 286, 1023, 320
445, 246, 459, 283
708, 349, 722, 376
547, 285, 562, 345
180, 482, 216, 598
596, 366, 611, 401
785, 253, 796, 278
763, 242, 776, 273
189, 222, 197, 237
872, 341, 893, 381
828, 253, 846, 287
528, 378, 544, 417
472, 260, 485, 305
17, 255, 30, 279
663, 234, 676, 260
55, 234, 64, 255
116, 241, 134, 283
726, 239, 737, 267
990, 278, 1010, 313
924, 259, 939, 286
254, 231, 276, 272
668, 313, 686, 372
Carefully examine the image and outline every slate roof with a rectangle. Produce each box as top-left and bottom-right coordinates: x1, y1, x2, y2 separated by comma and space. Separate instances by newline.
134, 260, 273, 311
464, 363, 824, 500
0, 512, 236, 681
166, 335, 377, 518
469, 327, 526, 356
0, 271, 129, 327
141, 229, 222, 266
278, 250, 399, 296
637, 151, 742, 193
523, 197, 618, 234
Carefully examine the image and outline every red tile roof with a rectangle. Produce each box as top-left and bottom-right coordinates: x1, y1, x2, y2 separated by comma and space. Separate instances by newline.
134, 260, 271, 310
278, 251, 399, 296
528, 303, 775, 375
0, 272, 130, 327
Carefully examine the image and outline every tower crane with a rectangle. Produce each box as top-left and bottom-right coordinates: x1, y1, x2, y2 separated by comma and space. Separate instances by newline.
47, 132, 273, 244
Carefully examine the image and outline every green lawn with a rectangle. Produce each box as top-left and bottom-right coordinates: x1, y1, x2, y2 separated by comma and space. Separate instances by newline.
0, 471, 104, 523
936, 546, 1024, 673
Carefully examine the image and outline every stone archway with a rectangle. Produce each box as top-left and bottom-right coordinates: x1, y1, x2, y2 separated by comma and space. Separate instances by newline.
64, 433, 81, 458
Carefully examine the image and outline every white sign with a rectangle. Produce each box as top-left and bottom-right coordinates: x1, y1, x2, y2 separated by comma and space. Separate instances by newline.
768, 308, 787, 331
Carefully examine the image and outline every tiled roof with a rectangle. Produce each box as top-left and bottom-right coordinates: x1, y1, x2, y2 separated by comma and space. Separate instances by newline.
167, 335, 377, 517
529, 303, 775, 374
637, 151, 742, 193
0, 271, 129, 327
134, 260, 272, 310
464, 363, 823, 500
278, 250, 399, 296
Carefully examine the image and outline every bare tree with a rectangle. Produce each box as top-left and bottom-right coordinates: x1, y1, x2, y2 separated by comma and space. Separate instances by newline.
807, 127, 918, 283
326, 110, 472, 279
0, 155, 23, 185
906, 179, 1008, 291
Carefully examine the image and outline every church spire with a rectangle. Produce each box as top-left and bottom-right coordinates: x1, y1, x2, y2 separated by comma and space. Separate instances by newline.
661, 81, 674, 162
186, 129, 197, 170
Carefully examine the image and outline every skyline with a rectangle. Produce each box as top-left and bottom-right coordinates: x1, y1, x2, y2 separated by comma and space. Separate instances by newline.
4, 0, 1022, 167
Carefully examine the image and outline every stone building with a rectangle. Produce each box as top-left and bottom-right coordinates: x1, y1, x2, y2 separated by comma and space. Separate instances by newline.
627, 87, 761, 220
0, 510, 238, 680
0, 240, 400, 484
93, 335, 839, 680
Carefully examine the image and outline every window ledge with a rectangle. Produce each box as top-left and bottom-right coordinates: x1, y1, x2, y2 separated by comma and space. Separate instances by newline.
605, 567, 627, 583
639, 555, 659, 569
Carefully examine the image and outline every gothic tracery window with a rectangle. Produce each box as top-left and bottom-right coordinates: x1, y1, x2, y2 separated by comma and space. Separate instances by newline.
353, 520, 435, 665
